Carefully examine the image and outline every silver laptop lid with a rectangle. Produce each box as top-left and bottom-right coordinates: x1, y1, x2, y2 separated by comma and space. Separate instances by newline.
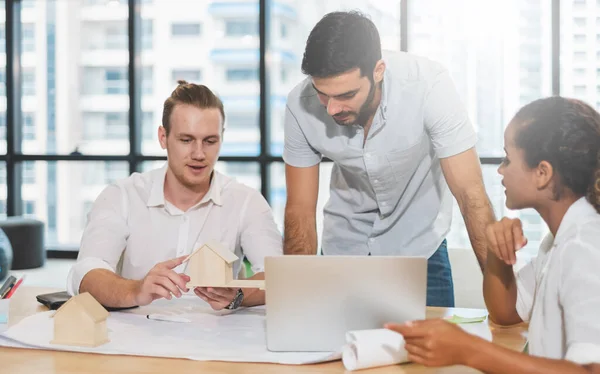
265, 256, 427, 352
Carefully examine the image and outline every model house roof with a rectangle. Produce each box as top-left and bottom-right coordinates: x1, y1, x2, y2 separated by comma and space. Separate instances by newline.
55, 292, 109, 323
184, 241, 239, 264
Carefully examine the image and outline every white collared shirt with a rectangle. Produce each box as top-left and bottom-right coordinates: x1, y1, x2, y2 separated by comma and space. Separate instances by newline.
67, 165, 283, 295
516, 197, 600, 364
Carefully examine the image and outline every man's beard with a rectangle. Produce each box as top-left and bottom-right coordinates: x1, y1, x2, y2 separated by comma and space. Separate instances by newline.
332, 80, 377, 126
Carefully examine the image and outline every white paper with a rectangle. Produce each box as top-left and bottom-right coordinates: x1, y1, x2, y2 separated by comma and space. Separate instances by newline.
342, 323, 493, 371
0, 296, 340, 365
342, 329, 408, 371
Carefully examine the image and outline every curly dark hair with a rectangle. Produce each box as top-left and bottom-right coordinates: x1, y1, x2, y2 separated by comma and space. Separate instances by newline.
512, 96, 600, 213
301, 11, 382, 79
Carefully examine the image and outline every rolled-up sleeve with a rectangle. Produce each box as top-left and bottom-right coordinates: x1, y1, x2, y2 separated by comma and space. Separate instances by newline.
515, 259, 536, 323
238, 190, 283, 273
66, 184, 129, 295
423, 68, 478, 159
282, 104, 322, 168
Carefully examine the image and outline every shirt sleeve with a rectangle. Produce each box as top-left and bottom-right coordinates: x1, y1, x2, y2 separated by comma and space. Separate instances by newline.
515, 259, 536, 323
282, 104, 322, 168
423, 68, 478, 159
238, 190, 283, 273
66, 184, 130, 296
560, 238, 600, 364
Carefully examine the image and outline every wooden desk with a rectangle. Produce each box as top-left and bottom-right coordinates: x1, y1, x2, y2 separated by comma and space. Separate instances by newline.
0, 287, 527, 374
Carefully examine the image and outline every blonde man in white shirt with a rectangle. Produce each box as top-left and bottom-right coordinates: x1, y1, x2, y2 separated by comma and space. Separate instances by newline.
67, 81, 283, 311
386, 97, 600, 372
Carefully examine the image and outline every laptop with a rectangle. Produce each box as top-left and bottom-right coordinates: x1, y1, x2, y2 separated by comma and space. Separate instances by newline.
265, 255, 427, 352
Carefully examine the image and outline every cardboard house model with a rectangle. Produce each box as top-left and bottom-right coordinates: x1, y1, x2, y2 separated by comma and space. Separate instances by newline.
184, 242, 265, 290
51, 292, 109, 347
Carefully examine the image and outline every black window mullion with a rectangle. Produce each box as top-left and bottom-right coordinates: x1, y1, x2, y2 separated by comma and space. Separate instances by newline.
6, 0, 23, 217
259, 0, 270, 201
128, 0, 142, 174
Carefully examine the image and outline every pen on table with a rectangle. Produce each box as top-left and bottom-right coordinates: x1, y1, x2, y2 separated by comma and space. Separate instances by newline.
0, 275, 17, 299
4, 275, 26, 299
146, 314, 191, 323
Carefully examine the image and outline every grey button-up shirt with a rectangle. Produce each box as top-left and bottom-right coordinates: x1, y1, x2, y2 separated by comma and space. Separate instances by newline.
283, 51, 477, 257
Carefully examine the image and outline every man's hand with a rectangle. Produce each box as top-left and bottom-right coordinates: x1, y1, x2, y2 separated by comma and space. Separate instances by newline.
194, 287, 237, 311
485, 217, 528, 266
385, 319, 476, 367
133, 256, 190, 306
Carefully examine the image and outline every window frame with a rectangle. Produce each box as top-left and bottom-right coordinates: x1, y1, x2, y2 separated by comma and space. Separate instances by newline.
1, 0, 562, 258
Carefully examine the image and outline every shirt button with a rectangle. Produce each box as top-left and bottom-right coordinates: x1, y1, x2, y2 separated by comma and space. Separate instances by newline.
183, 216, 188, 222
374, 179, 379, 184
365, 153, 373, 158
356, 129, 360, 134
369, 238, 375, 243
381, 202, 388, 207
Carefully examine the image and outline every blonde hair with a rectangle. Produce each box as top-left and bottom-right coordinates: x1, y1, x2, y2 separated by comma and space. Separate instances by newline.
161, 80, 225, 135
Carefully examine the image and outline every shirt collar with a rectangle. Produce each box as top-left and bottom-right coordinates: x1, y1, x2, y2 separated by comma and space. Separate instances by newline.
554, 197, 597, 247
146, 164, 224, 208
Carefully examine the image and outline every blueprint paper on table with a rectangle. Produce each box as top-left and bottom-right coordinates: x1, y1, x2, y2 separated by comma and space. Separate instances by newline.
0, 296, 340, 365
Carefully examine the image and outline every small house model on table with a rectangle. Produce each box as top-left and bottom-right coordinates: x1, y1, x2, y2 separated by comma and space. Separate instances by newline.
184, 241, 265, 290
51, 292, 109, 347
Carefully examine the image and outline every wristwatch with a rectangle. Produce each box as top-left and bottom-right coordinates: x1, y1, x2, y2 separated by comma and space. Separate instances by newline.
225, 288, 244, 310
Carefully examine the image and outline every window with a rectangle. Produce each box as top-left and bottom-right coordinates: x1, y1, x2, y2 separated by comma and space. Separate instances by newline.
280, 23, 288, 38
171, 69, 202, 84
574, 85, 587, 95
171, 23, 201, 37
23, 162, 35, 184
408, 0, 551, 159
563, 5, 600, 109
142, 66, 153, 95
105, 68, 128, 94
142, 19, 153, 50
225, 21, 257, 37
142, 111, 154, 140
226, 68, 258, 82
573, 17, 587, 27
226, 114, 258, 131
24, 201, 36, 216
105, 113, 128, 139
574, 34, 586, 43
22, 23, 35, 52
104, 162, 129, 183
141, 1, 259, 157
23, 69, 36, 96
23, 113, 35, 140
105, 26, 127, 50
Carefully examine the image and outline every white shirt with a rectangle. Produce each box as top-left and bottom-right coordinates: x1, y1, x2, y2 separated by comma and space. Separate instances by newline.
67, 165, 283, 295
283, 51, 476, 257
516, 197, 600, 364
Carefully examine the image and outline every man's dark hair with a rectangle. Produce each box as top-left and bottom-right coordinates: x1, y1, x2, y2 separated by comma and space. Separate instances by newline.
301, 11, 382, 79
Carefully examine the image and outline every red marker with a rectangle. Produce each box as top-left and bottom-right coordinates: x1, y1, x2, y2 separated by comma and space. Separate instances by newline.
4, 276, 25, 299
